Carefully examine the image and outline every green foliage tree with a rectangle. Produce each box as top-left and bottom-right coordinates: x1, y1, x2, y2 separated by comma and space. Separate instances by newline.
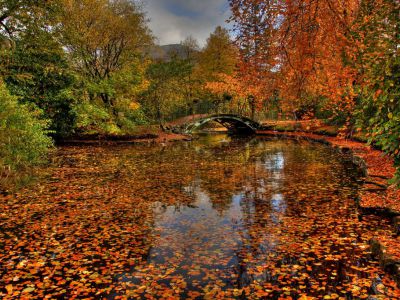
73, 59, 149, 134
0, 0, 60, 38
1, 0, 155, 138
0, 83, 53, 173
1, 27, 77, 136
0, 0, 77, 137
141, 58, 193, 125
60, 0, 152, 107
354, 0, 400, 185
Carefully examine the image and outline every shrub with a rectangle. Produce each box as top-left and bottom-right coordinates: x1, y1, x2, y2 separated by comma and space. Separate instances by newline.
72, 101, 113, 135
0, 84, 53, 173
73, 100, 148, 135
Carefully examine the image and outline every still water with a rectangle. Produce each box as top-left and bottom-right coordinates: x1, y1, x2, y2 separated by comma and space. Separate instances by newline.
0, 135, 398, 299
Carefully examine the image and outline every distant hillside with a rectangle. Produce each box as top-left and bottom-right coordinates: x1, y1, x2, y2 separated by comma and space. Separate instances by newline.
148, 44, 190, 61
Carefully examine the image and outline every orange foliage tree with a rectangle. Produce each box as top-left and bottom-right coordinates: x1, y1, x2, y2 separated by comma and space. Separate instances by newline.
228, 0, 281, 111
205, 73, 246, 114
228, 0, 400, 184
228, 0, 362, 120
278, 0, 360, 117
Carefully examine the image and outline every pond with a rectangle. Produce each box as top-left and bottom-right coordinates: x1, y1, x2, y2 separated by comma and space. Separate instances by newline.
0, 135, 399, 299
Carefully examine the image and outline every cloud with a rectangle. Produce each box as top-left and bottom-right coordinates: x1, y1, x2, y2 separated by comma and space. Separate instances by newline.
143, 0, 231, 46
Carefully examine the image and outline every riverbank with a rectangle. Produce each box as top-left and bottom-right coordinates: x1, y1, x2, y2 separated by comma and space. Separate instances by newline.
58, 129, 191, 146
256, 127, 400, 285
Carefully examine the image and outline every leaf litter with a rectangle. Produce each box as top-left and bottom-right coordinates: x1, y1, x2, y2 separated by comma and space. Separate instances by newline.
0, 136, 399, 299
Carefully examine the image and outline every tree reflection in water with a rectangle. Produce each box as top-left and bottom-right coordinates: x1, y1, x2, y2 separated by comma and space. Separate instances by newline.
0, 135, 399, 299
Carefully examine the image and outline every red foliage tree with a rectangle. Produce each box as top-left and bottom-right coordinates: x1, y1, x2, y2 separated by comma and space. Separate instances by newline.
228, 0, 361, 119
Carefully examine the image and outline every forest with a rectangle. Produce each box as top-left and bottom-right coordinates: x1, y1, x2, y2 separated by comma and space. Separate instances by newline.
0, 0, 399, 183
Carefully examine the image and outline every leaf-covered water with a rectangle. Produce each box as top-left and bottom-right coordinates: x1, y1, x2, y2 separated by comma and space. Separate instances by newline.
0, 135, 399, 299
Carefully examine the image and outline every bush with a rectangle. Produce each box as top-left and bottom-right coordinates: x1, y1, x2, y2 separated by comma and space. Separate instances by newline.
0, 84, 53, 173
367, 93, 400, 186
73, 100, 148, 135
73, 101, 113, 135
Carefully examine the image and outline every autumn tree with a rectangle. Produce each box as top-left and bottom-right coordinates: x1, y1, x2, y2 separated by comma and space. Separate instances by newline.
141, 57, 192, 126
278, 0, 360, 120
228, 0, 400, 184
180, 36, 199, 64
228, 0, 361, 119
197, 26, 238, 80
195, 27, 240, 114
228, 0, 281, 117
205, 73, 247, 114
179, 36, 203, 115
60, 0, 153, 110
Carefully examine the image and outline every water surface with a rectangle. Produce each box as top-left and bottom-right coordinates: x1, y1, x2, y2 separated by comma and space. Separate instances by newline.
0, 135, 398, 299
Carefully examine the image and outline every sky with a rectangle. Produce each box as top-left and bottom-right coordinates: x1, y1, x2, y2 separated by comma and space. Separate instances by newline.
144, 0, 231, 46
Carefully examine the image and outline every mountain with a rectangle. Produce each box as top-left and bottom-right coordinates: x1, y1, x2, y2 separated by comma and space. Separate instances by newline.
148, 44, 190, 61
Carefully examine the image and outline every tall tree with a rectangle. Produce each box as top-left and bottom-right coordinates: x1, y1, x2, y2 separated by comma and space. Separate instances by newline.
2, 28, 76, 136
179, 36, 202, 115
181, 36, 200, 64
0, 0, 59, 39
277, 0, 359, 118
141, 58, 192, 125
197, 26, 238, 80
197, 27, 239, 114
228, 0, 281, 115
60, 0, 153, 109
228, 0, 361, 118
0, 0, 76, 136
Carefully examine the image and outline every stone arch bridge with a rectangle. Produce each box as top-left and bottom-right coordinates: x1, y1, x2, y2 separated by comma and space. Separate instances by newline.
167, 114, 262, 134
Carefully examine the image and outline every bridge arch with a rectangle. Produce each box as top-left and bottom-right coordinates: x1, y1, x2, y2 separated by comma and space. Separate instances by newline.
171, 114, 261, 134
